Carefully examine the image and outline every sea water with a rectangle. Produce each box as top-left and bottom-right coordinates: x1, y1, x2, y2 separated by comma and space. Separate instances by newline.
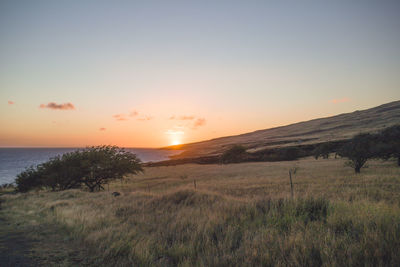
0, 148, 180, 184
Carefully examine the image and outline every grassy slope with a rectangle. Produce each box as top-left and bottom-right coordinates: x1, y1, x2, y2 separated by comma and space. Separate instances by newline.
1, 157, 400, 266
168, 100, 400, 158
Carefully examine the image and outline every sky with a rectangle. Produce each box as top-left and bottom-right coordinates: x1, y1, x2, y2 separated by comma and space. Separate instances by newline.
1, 0, 400, 147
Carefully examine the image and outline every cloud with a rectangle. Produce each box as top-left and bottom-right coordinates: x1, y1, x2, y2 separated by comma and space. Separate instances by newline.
129, 110, 138, 117
99, 127, 106, 131
180, 115, 195, 120
330, 97, 350, 104
137, 115, 153, 121
113, 110, 152, 122
113, 114, 128, 121
169, 115, 195, 120
194, 118, 206, 127
8, 100, 14, 105
169, 115, 207, 129
40, 102, 75, 110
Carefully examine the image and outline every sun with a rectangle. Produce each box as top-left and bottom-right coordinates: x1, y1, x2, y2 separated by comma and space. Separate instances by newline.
171, 140, 181, 146
166, 129, 184, 146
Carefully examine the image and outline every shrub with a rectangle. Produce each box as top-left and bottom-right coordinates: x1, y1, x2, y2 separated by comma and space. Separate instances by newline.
257, 147, 303, 162
16, 146, 143, 192
376, 125, 400, 166
281, 147, 302, 160
337, 133, 375, 173
220, 145, 247, 164
15, 166, 45, 193
314, 143, 333, 159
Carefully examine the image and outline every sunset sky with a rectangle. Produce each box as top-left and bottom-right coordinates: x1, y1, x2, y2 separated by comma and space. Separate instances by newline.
1, 1, 400, 147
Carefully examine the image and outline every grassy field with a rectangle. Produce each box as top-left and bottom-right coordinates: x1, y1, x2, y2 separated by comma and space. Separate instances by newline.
1, 157, 400, 266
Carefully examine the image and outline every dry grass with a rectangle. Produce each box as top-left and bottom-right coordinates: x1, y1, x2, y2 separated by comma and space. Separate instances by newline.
1, 157, 400, 266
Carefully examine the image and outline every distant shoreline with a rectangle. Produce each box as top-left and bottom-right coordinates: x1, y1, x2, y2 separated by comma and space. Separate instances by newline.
0, 148, 182, 184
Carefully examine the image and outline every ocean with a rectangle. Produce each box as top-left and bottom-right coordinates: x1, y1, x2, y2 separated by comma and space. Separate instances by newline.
0, 148, 181, 185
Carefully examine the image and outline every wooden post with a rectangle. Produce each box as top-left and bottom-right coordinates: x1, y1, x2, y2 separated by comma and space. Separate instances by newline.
147, 184, 150, 193
289, 170, 294, 199
194, 179, 197, 189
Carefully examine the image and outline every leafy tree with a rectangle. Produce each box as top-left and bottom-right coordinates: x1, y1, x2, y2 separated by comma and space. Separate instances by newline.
40, 153, 87, 191
337, 133, 375, 173
220, 145, 247, 164
15, 166, 46, 193
16, 146, 143, 192
79, 146, 143, 191
376, 125, 400, 166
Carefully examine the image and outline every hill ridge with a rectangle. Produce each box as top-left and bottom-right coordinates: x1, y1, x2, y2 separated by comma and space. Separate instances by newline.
169, 100, 400, 158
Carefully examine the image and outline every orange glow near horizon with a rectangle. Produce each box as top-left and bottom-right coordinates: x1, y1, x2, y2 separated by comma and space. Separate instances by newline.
171, 140, 181, 146
0, 98, 389, 148
1, 1, 400, 148
166, 129, 184, 147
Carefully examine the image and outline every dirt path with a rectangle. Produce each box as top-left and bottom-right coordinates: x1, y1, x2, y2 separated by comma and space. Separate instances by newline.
0, 217, 37, 266
0, 196, 94, 266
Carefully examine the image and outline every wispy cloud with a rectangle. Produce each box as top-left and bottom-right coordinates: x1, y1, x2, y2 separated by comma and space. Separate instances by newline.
137, 115, 153, 121
113, 110, 153, 122
180, 115, 195, 120
169, 115, 207, 129
193, 118, 206, 128
40, 102, 75, 110
330, 97, 350, 104
169, 115, 195, 120
113, 114, 128, 121
129, 110, 138, 117
8, 100, 14, 105
99, 127, 106, 131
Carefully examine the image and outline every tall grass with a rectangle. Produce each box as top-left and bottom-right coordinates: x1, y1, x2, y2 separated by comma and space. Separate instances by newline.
1, 157, 400, 266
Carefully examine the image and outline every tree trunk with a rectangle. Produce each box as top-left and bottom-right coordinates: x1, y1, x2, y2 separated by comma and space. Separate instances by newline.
355, 166, 361, 173
87, 183, 96, 192
289, 171, 294, 199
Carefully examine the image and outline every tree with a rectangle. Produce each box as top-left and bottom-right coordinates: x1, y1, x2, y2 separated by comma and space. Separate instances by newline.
376, 125, 400, 166
33, 154, 83, 191
79, 146, 143, 192
15, 166, 46, 193
220, 145, 247, 164
337, 133, 374, 173
16, 146, 143, 192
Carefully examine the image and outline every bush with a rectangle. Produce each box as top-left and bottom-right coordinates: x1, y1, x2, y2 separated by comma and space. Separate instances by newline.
256, 147, 303, 162
314, 143, 334, 159
337, 133, 375, 173
220, 145, 247, 164
15, 166, 45, 192
16, 146, 143, 192
280, 147, 302, 160
376, 125, 400, 166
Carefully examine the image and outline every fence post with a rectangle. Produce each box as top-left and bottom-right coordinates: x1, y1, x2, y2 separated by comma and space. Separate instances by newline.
289, 170, 294, 199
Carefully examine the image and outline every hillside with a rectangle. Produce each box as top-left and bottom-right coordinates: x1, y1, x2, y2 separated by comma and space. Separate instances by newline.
167, 100, 400, 159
